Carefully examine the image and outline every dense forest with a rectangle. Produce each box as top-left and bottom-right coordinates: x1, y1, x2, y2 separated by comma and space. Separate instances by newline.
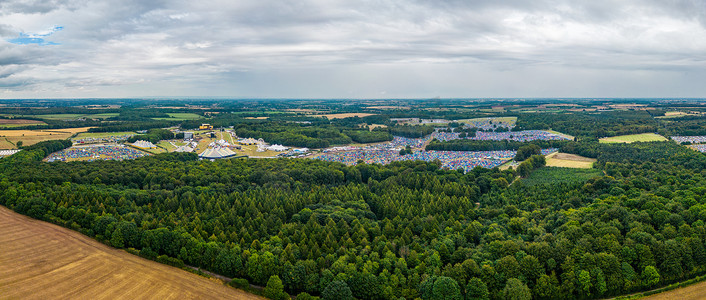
3, 138, 706, 299
515, 111, 658, 139
659, 117, 706, 136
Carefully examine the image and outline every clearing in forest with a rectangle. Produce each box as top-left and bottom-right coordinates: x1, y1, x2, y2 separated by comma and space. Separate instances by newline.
0, 205, 262, 299
545, 152, 596, 168
599, 133, 667, 143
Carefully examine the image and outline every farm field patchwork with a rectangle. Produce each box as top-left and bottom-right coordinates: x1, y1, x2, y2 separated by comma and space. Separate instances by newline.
599, 133, 667, 143
545, 152, 596, 168
152, 113, 203, 121
0, 127, 92, 149
0, 205, 262, 299
0, 119, 47, 128
15, 113, 119, 120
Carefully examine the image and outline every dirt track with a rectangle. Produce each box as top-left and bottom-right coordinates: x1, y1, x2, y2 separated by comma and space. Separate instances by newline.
0, 205, 262, 299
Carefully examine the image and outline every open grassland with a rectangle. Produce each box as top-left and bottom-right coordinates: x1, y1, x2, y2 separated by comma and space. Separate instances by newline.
520, 167, 602, 186
0, 206, 262, 300
219, 131, 235, 144
546, 130, 575, 140
316, 113, 376, 119
600, 133, 667, 143
545, 152, 596, 168
0, 127, 92, 149
157, 141, 176, 152
238, 144, 279, 157
152, 113, 203, 121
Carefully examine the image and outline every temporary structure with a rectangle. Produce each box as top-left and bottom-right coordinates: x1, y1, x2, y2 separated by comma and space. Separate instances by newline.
131, 140, 157, 149
266, 144, 288, 152
198, 147, 236, 159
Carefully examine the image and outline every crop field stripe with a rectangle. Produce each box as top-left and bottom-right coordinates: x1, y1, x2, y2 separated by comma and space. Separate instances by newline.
0, 206, 263, 299
599, 133, 667, 143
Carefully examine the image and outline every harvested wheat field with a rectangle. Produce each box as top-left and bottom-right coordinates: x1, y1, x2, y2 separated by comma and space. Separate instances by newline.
0, 206, 262, 300
0, 127, 92, 148
545, 152, 596, 168
642, 281, 706, 300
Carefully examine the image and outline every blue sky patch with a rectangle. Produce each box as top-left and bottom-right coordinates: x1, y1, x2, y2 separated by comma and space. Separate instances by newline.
8, 26, 63, 45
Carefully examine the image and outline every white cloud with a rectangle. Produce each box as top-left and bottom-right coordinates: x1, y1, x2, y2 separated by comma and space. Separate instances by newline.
1, 0, 705, 98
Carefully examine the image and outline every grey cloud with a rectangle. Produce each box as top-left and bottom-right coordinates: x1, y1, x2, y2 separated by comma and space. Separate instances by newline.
0, 0, 85, 15
1, 0, 706, 97
0, 24, 16, 37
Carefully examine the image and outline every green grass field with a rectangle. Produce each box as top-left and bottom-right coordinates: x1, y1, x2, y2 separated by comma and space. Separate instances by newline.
599, 133, 667, 143
157, 141, 176, 151
88, 113, 119, 119
546, 130, 575, 140
520, 167, 602, 186
152, 113, 204, 121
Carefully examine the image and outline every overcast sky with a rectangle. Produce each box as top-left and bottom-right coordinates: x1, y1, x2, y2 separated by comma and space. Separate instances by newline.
1, 0, 705, 99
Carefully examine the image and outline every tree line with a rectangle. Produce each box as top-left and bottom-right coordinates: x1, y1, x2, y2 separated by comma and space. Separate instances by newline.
3, 138, 706, 299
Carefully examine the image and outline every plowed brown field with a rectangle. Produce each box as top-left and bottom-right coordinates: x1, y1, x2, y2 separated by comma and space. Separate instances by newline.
0, 206, 262, 300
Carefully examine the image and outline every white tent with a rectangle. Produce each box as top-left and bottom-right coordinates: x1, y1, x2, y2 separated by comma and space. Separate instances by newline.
266, 144, 288, 152
199, 147, 236, 159
132, 140, 157, 149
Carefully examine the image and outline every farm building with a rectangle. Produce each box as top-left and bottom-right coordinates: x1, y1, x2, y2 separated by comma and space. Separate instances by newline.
198, 147, 237, 159
131, 140, 157, 149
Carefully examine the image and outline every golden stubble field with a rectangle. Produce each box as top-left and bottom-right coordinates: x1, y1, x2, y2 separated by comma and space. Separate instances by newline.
0, 206, 262, 300
0, 127, 92, 149
642, 281, 706, 300
545, 152, 596, 168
